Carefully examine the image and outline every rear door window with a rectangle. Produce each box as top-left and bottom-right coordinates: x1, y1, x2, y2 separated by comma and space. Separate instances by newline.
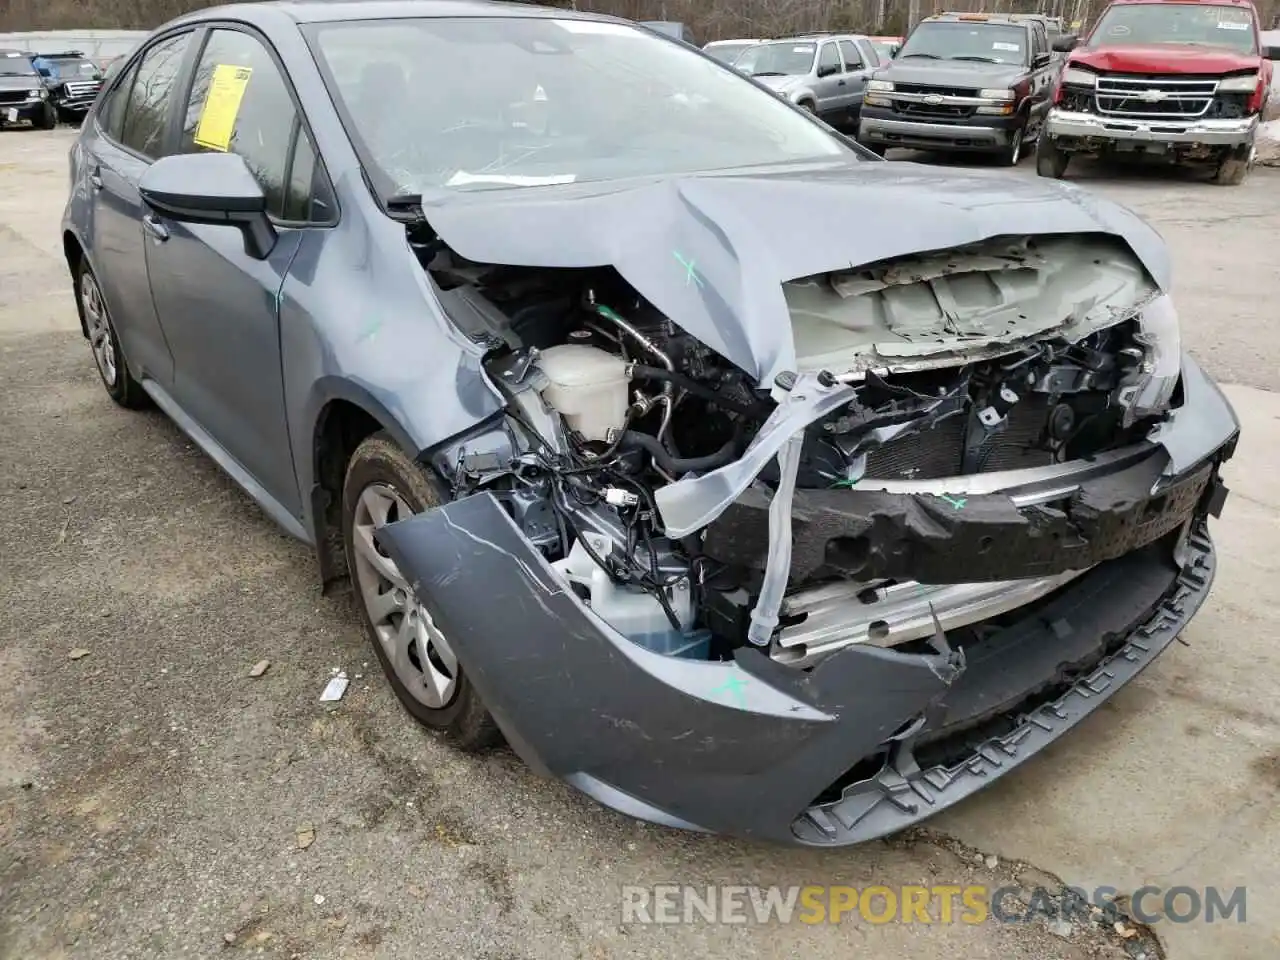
118, 33, 192, 158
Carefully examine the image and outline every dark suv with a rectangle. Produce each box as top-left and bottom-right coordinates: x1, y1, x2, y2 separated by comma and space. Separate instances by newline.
0, 49, 56, 130
857, 12, 1063, 163
31, 51, 106, 124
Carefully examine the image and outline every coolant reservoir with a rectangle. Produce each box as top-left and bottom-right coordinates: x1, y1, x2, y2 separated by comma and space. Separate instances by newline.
535, 344, 630, 442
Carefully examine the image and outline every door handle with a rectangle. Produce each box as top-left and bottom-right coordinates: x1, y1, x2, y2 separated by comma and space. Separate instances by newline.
88, 168, 103, 189
837, 79, 846, 86
142, 213, 169, 242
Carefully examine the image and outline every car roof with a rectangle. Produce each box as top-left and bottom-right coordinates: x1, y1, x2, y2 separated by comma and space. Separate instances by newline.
924, 13, 1029, 26
176, 0, 621, 26
1105, 0, 1255, 6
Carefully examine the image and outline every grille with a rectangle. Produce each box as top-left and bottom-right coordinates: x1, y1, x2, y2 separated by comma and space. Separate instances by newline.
894, 82, 978, 97
65, 80, 100, 99
863, 398, 1055, 480
0, 90, 28, 106
894, 100, 976, 119
1094, 74, 1218, 120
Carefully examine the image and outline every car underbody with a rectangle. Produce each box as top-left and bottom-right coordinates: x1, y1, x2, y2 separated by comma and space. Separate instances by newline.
372, 169, 1237, 844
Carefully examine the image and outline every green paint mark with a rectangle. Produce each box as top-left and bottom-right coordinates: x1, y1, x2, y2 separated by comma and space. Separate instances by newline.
357, 319, 381, 344
940, 494, 967, 511
709, 674, 749, 709
673, 250, 705, 289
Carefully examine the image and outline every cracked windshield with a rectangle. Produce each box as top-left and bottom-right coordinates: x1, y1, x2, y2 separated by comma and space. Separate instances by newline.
306, 17, 851, 194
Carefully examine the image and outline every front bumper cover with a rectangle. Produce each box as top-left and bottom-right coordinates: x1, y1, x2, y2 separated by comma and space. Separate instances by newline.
1045, 109, 1258, 147
858, 107, 1021, 151
376, 354, 1237, 846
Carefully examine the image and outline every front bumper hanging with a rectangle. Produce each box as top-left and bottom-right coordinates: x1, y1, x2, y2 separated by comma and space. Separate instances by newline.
376, 353, 1238, 846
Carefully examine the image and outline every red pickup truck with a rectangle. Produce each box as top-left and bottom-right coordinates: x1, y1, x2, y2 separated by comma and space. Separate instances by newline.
1037, 0, 1278, 184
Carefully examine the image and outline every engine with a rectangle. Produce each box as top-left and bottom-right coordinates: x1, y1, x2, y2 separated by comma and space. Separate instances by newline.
420, 239, 1166, 666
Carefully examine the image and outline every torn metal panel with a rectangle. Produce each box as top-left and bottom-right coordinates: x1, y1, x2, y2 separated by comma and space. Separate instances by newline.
701, 453, 1216, 584
786, 234, 1156, 376
421, 161, 1171, 388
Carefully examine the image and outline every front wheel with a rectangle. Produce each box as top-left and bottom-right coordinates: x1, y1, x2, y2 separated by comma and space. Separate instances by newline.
34, 102, 57, 130
997, 125, 1026, 166
1212, 144, 1252, 186
342, 432, 501, 751
1035, 135, 1070, 179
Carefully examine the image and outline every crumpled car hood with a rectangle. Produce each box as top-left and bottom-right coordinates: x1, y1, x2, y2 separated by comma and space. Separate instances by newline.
421, 158, 1169, 387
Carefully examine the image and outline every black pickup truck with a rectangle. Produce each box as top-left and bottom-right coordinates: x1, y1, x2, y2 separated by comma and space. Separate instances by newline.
856, 12, 1064, 164
31, 51, 105, 124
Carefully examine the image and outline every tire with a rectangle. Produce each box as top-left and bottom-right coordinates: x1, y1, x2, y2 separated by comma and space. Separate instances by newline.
1035, 135, 1070, 179
1212, 145, 1251, 186
798, 99, 817, 114
341, 431, 500, 751
34, 102, 57, 130
74, 260, 148, 408
997, 124, 1026, 166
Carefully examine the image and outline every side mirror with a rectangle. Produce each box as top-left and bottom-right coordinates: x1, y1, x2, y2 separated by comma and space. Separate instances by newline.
848, 61, 865, 72
817, 63, 839, 78
138, 152, 276, 260
1052, 34, 1080, 52
1264, 45, 1280, 60
1034, 51, 1052, 67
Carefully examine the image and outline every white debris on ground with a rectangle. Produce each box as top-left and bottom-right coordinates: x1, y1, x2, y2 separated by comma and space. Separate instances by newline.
1258, 120, 1280, 167
319, 671, 349, 702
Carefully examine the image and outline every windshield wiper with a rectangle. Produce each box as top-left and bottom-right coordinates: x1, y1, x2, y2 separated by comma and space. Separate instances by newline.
899, 53, 941, 59
751, 71, 788, 77
950, 55, 1003, 63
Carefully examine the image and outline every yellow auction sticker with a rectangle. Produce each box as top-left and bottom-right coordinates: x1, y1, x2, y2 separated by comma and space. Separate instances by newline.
193, 64, 253, 152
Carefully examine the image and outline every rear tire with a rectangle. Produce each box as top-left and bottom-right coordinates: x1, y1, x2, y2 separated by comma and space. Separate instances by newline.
1212, 144, 1251, 186
342, 431, 501, 752
74, 260, 148, 408
1035, 136, 1070, 179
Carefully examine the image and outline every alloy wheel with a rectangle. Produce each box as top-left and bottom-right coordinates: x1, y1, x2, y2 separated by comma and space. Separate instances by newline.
350, 482, 458, 709
80, 271, 117, 387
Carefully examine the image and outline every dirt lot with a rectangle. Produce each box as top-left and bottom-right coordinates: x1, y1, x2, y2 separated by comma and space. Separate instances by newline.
2, 127, 1278, 960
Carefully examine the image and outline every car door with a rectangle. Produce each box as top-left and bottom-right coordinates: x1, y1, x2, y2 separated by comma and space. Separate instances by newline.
839, 40, 874, 119
142, 26, 313, 517
812, 41, 845, 117
81, 31, 195, 389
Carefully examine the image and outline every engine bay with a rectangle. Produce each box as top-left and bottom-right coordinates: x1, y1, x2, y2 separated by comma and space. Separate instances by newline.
415, 226, 1175, 667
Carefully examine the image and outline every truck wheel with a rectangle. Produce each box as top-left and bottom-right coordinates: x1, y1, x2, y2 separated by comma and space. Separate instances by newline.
1035, 136, 1070, 179
35, 103, 57, 130
998, 126, 1026, 166
1212, 145, 1251, 186
797, 99, 817, 114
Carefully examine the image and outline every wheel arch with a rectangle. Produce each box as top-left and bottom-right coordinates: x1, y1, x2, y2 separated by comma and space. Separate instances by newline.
62, 229, 89, 338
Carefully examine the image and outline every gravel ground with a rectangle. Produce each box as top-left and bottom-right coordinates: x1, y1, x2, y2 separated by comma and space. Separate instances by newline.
2, 126, 1277, 960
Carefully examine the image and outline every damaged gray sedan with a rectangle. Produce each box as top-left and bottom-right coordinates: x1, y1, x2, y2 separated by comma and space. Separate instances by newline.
63, 2, 1237, 846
